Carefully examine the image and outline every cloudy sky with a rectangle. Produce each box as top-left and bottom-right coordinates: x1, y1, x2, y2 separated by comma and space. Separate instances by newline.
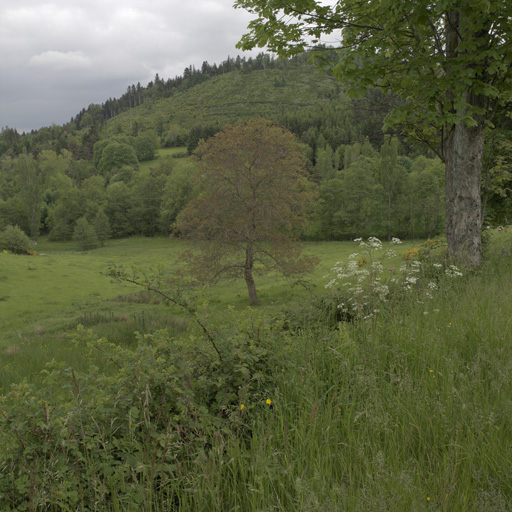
0, 0, 262, 133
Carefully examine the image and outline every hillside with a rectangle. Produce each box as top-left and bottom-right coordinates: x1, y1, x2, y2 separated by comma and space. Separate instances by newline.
1, 54, 510, 244
104, 64, 351, 137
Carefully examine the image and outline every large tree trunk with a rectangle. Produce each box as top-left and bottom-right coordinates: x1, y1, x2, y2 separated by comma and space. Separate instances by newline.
244, 242, 259, 306
444, 118, 484, 267
444, 11, 484, 267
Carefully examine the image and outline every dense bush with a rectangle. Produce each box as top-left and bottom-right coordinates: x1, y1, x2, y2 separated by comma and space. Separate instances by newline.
73, 216, 100, 251
0, 315, 279, 509
0, 224, 33, 254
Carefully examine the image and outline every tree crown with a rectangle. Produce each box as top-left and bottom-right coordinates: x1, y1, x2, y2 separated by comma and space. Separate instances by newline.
236, 0, 512, 155
175, 119, 318, 298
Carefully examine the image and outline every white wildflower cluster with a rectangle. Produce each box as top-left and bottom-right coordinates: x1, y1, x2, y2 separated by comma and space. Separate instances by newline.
325, 237, 391, 320
425, 280, 438, 299
325, 236, 464, 321
445, 265, 463, 277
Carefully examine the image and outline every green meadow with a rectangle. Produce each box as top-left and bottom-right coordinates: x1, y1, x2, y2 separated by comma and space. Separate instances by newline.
1, 231, 511, 510
0, 236, 357, 389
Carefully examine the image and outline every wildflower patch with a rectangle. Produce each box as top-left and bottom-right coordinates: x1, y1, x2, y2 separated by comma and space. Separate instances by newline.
324, 237, 463, 321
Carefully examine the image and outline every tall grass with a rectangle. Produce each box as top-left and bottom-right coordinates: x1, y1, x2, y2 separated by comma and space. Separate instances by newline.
165, 244, 512, 511
1, 233, 511, 510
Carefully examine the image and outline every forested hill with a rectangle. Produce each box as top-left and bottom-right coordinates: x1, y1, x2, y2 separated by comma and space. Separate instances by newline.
0, 53, 392, 159
0, 53, 510, 248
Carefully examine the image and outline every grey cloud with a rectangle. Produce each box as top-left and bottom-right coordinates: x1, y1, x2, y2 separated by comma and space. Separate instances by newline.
0, 0, 260, 132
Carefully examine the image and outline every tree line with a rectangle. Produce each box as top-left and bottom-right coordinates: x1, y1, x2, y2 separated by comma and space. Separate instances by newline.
1, 49, 510, 249
1, 117, 510, 248
0, 129, 444, 247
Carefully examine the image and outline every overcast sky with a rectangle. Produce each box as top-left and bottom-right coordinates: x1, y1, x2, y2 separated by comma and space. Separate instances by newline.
0, 0, 262, 133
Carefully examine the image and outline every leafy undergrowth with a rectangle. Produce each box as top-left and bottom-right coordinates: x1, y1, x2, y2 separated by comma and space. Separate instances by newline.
0, 232, 511, 510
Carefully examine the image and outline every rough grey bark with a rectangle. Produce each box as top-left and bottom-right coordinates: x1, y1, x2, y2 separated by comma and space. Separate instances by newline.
444, 117, 484, 267
443, 11, 484, 267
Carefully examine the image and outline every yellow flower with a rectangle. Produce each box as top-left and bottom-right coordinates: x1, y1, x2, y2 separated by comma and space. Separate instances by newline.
429, 369, 434, 373
240, 404, 245, 410
266, 399, 272, 405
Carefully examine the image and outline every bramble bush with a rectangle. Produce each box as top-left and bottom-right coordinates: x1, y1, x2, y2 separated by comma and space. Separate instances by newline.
0, 268, 282, 510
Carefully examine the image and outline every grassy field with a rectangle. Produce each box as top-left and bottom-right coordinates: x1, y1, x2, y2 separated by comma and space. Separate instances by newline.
0, 236, 363, 389
1, 230, 511, 510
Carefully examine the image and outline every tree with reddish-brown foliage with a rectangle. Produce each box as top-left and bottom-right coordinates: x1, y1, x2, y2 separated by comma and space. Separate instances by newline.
175, 119, 318, 305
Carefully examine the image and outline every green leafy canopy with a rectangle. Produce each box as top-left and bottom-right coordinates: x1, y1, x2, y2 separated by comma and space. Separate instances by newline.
236, 0, 512, 154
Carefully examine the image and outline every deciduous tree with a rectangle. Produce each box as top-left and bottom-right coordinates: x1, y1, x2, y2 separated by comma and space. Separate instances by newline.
236, 0, 512, 265
73, 216, 99, 251
97, 142, 139, 179
16, 153, 42, 240
175, 119, 318, 305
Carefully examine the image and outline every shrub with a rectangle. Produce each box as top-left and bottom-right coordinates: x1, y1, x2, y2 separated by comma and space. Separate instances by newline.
0, 270, 280, 509
0, 319, 278, 509
73, 216, 99, 251
0, 225, 33, 254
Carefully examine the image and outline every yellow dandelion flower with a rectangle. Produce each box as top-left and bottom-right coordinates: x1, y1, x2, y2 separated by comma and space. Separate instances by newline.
240, 404, 245, 410
266, 399, 272, 405
429, 369, 434, 373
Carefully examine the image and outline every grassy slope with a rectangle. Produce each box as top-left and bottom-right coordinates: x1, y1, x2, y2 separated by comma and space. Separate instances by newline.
173, 232, 512, 511
1, 231, 511, 509
106, 66, 346, 134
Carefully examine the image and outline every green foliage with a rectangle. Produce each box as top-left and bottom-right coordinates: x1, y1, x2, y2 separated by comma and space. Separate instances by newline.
3, 47, 512, 264
73, 216, 99, 251
47, 187, 84, 241
104, 182, 135, 238
177, 119, 319, 305
15, 153, 43, 240
93, 209, 111, 246
311, 151, 445, 241
186, 123, 222, 154
0, 271, 279, 510
134, 134, 157, 161
131, 169, 168, 236
0, 224, 33, 254
237, 1, 512, 137
1, 233, 512, 509
159, 161, 197, 232
97, 141, 139, 178
236, 0, 512, 265
0, 196, 27, 235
